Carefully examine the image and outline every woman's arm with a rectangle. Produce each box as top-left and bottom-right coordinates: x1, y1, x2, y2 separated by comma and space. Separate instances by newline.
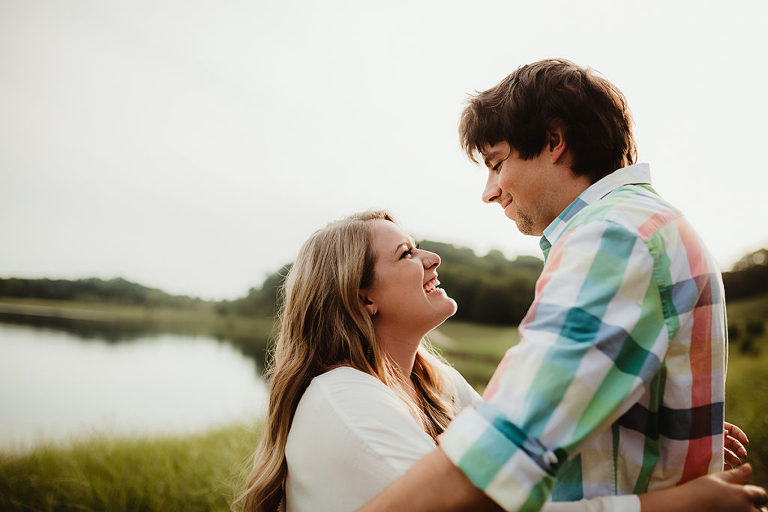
724, 421, 749, 469
639, 464, 767, 512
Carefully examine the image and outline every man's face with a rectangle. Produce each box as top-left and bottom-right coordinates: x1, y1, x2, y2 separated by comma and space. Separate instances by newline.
481, 141, 557, 236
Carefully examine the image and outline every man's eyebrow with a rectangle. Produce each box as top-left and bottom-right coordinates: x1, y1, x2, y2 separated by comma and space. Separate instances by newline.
483, 150, 500, 167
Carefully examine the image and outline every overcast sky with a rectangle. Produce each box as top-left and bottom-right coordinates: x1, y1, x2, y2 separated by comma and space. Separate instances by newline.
1, 0, 766, 300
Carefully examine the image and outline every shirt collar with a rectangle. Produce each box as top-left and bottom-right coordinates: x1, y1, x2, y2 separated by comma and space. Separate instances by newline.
539, 163, 652, 255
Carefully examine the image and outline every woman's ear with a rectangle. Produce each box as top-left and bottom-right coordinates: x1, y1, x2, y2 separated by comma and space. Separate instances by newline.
358, 290, 378, 317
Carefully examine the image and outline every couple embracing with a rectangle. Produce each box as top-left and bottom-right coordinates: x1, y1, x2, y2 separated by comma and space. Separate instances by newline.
237, 59, 767, 511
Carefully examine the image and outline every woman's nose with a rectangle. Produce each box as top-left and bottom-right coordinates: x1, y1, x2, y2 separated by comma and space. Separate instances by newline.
422, 250, 440, 270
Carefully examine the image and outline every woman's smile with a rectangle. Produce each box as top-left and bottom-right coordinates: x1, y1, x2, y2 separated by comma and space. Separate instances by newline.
423, 276, 441, 294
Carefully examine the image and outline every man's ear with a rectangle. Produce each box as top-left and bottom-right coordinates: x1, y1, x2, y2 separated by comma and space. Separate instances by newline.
547, 125, 567, 164
358, 290, 378, 317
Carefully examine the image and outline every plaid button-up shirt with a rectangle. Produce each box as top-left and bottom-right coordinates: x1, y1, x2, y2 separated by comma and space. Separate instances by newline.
440, 163, 726, 511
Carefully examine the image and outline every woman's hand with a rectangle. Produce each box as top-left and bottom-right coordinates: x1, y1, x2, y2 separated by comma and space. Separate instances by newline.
640, 463, 768, 512
725, 421, 750, 469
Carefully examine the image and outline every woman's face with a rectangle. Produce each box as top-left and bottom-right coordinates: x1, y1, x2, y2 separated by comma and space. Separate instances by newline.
361, 220, 457, 335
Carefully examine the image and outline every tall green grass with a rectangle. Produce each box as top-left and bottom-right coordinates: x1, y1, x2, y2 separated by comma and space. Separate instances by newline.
432, 320, 519, 392
723, 348, 768, 485
0, 423, 260, 512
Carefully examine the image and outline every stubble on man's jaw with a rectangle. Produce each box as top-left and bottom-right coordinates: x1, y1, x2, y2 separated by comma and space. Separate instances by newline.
514, 213, 536, 236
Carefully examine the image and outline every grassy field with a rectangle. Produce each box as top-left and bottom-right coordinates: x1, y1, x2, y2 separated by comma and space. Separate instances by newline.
0, 423, 259, 512
724, 348, 768, 484
0, 296, 766, 510
432, 320, 519, 392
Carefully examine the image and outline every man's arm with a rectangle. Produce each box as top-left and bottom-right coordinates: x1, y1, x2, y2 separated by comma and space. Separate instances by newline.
360, 452, 768, 512
359, 447, 502, 512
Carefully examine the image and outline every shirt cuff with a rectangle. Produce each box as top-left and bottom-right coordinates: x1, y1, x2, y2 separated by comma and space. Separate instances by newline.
440, 402, 561, 512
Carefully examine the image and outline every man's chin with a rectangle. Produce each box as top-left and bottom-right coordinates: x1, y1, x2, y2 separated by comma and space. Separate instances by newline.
504, 206, 542, 235
513, 215, 540, 236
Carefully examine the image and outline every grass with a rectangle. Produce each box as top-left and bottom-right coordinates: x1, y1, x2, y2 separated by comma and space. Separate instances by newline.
432, 320, 519, 392
0, 423, 260, 512
720, 294, 768, 484
723, 348, 768, 485
726, 293, 768, 323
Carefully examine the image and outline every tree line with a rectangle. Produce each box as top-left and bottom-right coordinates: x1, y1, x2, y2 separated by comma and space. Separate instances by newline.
2, 247, 766, 326
0, 277, 206, 309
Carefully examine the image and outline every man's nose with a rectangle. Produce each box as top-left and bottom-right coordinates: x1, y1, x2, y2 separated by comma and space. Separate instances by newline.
482, 171, 501, 203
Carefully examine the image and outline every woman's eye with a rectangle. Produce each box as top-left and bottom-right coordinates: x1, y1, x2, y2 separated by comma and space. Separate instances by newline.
492, 161, 503, 172
400, 242, 419, 259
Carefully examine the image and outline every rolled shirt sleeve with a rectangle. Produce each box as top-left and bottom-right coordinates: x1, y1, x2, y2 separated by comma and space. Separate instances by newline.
440, 220, 669, 511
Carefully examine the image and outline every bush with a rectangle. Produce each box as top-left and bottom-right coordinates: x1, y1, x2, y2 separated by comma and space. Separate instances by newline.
746, 320, 765, 338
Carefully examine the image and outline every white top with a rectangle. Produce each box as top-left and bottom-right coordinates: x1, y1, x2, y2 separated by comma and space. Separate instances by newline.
284, 366, 640, 512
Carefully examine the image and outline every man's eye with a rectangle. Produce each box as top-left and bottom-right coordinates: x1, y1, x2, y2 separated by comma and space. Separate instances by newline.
492, 161, 503, 172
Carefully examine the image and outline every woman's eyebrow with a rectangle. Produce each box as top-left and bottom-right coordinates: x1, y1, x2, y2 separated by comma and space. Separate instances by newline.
392, 239, 415, 257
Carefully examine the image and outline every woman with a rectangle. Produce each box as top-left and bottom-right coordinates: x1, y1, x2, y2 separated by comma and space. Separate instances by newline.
237, 211, 765, 512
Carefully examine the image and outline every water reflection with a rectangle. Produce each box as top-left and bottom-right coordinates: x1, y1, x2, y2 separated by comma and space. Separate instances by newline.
0, 310, 271, 369
0, 311, 166, 342
0, 321, 268, 452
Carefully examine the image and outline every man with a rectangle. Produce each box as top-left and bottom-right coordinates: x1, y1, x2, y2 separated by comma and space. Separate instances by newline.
361, 59, 729, 511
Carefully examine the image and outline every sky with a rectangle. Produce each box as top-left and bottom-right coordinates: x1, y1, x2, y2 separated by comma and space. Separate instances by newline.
1, 0, 766, 300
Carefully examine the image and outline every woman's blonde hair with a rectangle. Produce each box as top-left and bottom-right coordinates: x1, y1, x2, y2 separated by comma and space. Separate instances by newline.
235, 210, 457, 512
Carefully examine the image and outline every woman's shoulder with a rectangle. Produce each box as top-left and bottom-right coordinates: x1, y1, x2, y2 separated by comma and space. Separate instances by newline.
307, 365, 388, 391
299, 366, 405, 415
285, 367, 436, 510
304, 363, 480, 414
289, 366, 423, 441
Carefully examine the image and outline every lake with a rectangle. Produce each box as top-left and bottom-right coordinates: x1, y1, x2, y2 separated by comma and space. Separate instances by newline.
0, 321, 268, 452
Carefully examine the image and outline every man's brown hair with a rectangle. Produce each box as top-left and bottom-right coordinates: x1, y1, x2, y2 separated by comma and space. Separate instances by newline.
459, 58, 637, 183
